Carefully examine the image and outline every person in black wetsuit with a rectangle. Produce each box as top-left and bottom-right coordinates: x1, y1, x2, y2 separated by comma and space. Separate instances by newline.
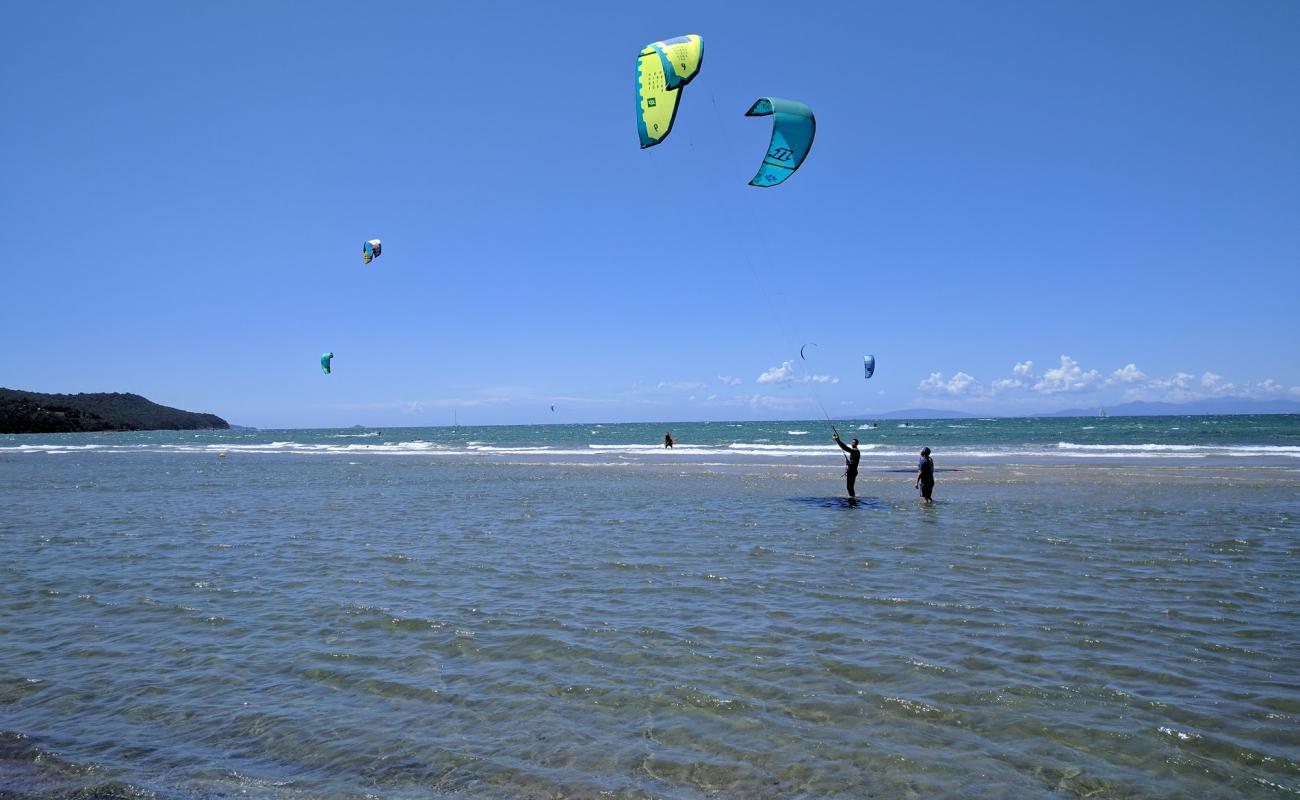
833, 433, 861, 498
915, 447, 935, 504
664, 432, 674, 448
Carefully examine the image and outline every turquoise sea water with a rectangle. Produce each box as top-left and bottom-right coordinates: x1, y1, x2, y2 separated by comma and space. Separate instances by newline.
2, 416, 1298, 798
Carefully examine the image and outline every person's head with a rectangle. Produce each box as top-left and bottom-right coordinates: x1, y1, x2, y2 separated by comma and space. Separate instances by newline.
921, 447, 931, 457
851, 438, 859, 447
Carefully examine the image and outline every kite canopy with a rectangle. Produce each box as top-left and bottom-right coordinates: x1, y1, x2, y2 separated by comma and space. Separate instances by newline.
362, 239, 382, 264
864, 355, 876, 379
321, 352, 334, 374
745, 97, 815, 187
800, 342, 818, 360
635, 34, 703, 149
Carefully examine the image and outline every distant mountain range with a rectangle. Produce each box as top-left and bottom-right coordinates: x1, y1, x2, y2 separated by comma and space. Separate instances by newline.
0, 388, 229, 433
1045, 398, 1300, 418
839, 398, 1300, 421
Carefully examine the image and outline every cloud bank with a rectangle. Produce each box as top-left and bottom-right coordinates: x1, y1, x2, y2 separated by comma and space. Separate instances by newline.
917, 354, 1299, 406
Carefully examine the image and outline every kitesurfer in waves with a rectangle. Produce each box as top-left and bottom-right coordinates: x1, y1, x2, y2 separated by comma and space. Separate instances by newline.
664, 432, 674, 449
832, 432, 860, 498
915, 447, 935, 504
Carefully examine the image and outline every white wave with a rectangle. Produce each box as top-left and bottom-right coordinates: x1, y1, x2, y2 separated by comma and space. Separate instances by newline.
787, 430, 810, 435
7, 434, 1297, 463
1057, 442, 1300, 456
588, 443, 707, 450
730, 442, 880, 451
724, 449, 844, 458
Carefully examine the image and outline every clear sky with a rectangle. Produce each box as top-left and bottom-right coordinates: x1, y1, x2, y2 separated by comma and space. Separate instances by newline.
4, 1, 1298, 426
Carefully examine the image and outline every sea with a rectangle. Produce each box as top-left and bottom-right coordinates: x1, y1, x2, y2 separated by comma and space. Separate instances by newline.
2, 415, 1297, 799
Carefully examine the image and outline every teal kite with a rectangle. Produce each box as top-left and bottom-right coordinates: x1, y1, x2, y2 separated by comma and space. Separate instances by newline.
635, 35, 704, 149
321, 352, 334, 374
745, 98, 815, 187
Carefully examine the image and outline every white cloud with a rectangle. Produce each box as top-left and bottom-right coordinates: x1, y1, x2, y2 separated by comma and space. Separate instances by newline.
1247, 378, 1286, 398
757, 361, 795, 385
656, 381, 706, 391
1032, 355, 1101, 394
1200, 371, 1236, 395
1120, 371, 1198, 402
717, 375, 742, 386
990, 361, 1035, 393
1148, 372, 1196, 391
805, 374, 840, 384
1109, 363, 1147, 385
913, 355, 1298, 408
919, 371, 982, 397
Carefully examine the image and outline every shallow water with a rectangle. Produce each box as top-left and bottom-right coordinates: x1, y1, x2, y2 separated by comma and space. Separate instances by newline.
2, 423, 1298, 798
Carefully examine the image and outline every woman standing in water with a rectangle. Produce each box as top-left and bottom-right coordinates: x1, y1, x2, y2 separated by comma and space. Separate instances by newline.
915, 447, 935, 504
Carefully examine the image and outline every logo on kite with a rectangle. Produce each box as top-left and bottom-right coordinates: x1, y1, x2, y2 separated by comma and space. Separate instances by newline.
635, 34, 703, 149
863, 355, 876, 380
321, 352, 334, 374
362, 239, 382, 264
745, 98, 815, 188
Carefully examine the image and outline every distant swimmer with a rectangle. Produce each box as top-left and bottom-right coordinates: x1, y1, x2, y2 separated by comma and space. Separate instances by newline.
664, 432, 675, 448
833, 432, 861, 498
915, 447, 935, 504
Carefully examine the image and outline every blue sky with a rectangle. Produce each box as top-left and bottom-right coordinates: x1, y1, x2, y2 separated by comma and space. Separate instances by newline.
4, 1, 1298, 426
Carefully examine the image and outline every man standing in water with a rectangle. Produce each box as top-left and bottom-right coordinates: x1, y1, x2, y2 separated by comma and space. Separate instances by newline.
915, 447, 935, 504
663, 431, 674, 448
832, 432, 860, 498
